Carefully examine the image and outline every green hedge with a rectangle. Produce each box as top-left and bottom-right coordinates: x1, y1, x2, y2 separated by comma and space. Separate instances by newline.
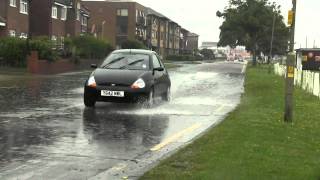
30, 36, 58, 61
71, 35, 114, 59
0, 37, 27, 66
0, 37, 58, 66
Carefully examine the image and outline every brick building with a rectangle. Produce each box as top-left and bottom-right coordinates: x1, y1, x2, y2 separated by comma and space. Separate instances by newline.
83, 0, 147, 48
30, 0, 89, 48
180, 28, 190, 54
186, 32, 199, 54
0, 0, 30, 38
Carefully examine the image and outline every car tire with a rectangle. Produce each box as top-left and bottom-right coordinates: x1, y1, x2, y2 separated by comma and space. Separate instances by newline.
162, 86, 171, 102
84, 90, 96, 107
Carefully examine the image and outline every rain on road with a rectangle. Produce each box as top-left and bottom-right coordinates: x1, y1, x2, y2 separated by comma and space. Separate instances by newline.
0, 61, 245, 179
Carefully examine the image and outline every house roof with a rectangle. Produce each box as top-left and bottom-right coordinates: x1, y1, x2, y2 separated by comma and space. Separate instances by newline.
146, 7, 168, 20
54, 0, 72, 6
188, 32, 199, 37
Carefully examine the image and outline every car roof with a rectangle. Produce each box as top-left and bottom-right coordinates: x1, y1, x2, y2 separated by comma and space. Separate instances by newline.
112, 49, 156, 55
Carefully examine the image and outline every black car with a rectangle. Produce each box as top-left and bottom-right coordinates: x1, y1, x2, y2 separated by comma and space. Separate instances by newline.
84, 49, 171, 107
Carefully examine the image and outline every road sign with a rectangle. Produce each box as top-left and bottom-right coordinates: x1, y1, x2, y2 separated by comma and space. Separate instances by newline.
288, 10, 293, 26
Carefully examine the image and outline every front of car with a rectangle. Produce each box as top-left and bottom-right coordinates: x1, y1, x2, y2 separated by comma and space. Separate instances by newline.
84, 50, 154, 107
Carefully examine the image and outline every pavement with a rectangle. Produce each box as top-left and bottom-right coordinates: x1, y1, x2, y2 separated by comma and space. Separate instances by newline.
0, 61, 245, 180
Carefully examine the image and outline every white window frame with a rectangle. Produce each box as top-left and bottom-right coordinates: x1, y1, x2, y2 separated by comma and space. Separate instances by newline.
61, 7, 67, 20
19, 33, 28, 39
76, 3, 81, 21
20, 0, 28, 14
117, 9, 128, 16
9, 30, 16, 37
52, 6, 58, 19
81, 16, 87, 26
10, 0, 16, 7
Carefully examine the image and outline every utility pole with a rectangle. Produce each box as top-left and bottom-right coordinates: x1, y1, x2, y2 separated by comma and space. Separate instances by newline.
26, 0, 32, 55
284, 0, 297, 122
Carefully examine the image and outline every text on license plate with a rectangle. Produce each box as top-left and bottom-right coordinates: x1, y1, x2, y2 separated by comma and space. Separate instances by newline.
101, 90, 125, 97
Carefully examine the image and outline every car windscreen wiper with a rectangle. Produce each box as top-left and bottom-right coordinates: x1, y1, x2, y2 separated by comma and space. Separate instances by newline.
101, 57, 125, 69
119, 59, 145, 69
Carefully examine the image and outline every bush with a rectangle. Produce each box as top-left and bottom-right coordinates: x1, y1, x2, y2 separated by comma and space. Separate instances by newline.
121, 39, 148, 49
0, 37, 27, 66
166, 54, 198, 61
200, 48, 215, 60
30, 36, 58, 61
72, 35, 114, 59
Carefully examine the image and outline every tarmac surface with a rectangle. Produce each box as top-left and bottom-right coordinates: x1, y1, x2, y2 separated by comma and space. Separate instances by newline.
0, 61, 245, 179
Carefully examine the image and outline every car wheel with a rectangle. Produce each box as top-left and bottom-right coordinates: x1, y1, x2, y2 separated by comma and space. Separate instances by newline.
162, 86, 171, 102
84, 90, 96, 107
145, 88, 154, 108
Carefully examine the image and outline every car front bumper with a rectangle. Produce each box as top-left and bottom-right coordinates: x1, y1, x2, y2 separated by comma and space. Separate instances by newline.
84, 85, 149, 103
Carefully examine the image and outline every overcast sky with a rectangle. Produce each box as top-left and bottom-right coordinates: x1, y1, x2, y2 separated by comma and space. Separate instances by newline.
134, 0, 319, 48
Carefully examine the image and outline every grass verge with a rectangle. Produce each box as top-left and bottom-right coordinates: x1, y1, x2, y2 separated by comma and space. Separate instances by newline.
141, 65, 320, 180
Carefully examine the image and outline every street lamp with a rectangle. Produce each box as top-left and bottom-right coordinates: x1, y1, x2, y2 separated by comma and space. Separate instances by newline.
268, 9, 276, 73
26, 0, 32, 55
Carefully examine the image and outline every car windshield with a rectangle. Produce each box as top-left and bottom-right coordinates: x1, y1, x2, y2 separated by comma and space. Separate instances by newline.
100, 53, 150, 70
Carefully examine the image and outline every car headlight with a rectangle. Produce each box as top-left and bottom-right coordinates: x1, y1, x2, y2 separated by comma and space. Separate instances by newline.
131, 78, 145, 89
87, 76, 97, 88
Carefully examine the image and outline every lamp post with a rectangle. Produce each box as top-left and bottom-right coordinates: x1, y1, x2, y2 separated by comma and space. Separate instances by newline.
26, 0, 32, 55
268, 10, 276, 73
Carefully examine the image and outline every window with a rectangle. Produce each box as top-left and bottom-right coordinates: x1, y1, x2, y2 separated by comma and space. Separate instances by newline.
20, 33, 27, 39
61, 7, 67, 20
136, 10, 138, 21
52, 6, 57, 19
81, 17, 87, 26
10, 0, 16, 7
51, 35, 57, 41
117, 24, 128, 35
60, 36, 64, 49
9, 30, 16, 37
152, 54, 161, 68
51, 35, 57, 48
20, 0, 28, 14
117, 9, 128, 16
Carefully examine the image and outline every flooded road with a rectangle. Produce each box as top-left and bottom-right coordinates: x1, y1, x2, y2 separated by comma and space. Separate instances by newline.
0, 61, 245, 179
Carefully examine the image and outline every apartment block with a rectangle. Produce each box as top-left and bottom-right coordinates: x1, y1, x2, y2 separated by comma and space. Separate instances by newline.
30, 0, 89, 48
83, 0, 147, 48
0, 0, 30, 38
186, 32, 199, 53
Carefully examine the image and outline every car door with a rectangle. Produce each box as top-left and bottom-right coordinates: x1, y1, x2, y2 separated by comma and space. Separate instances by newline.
151, 54, 165, 96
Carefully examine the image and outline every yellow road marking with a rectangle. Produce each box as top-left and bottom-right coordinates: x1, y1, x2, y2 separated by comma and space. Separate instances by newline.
150, 123, 202, 151
216, 105, 225, 112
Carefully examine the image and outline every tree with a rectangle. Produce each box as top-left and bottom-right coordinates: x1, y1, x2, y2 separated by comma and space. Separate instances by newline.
217, 0, 289, 65
121, 39, 148, 49
200, 48, 215, 60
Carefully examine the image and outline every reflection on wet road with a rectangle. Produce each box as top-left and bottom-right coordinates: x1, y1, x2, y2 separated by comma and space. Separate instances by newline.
0, 61, 245, 179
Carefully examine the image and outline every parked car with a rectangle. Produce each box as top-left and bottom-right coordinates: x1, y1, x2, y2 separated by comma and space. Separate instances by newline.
84, 49, 171, 107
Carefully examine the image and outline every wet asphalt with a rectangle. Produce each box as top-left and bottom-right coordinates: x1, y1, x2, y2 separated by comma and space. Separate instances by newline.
0, 61, 245, 180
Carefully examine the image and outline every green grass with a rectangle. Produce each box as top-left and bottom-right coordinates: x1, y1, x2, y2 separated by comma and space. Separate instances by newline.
141, 65, 320, 180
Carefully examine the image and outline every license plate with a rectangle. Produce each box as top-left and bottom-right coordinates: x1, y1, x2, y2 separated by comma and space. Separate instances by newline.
101, 90, 124, 97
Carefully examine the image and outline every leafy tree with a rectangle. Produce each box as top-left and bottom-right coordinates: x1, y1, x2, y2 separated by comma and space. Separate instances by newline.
200, 49, 215, 60
217, 0, 289, 65
72, 34, 114, 59
121, 39, 148, 49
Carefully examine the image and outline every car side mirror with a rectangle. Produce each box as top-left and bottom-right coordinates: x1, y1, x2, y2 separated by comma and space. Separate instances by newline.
91, 64, 98, 69
153, 67, 164, 72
